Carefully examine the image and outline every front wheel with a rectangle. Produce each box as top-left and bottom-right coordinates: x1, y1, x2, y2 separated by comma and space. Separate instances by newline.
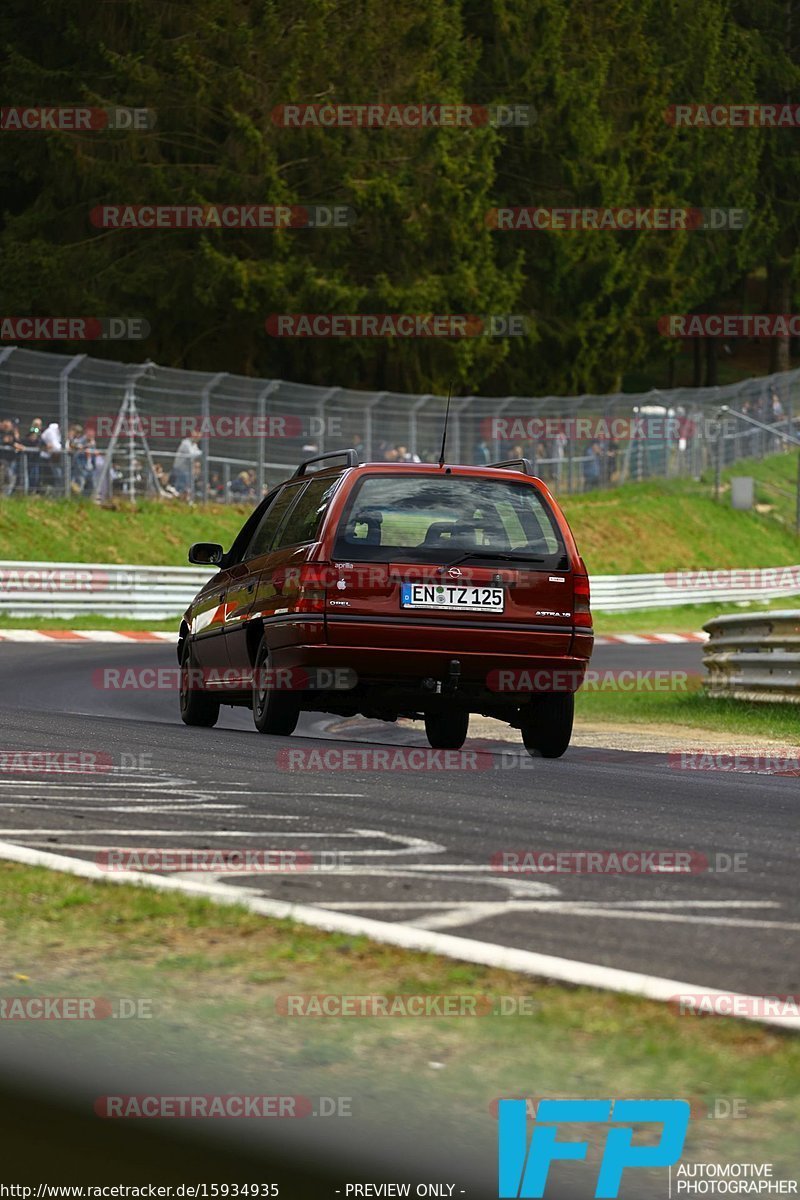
179, 642, 220, 728
252, 641, 300, 735
424, 709, 469, 750
520, 693, 574, 759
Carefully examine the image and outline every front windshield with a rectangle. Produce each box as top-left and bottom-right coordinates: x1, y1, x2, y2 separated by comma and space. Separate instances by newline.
333, 473, 566, 565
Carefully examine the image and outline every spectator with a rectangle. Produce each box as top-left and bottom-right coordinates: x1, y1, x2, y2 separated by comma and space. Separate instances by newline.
206, 470, 225, 501
583, 439, 603, 491
172, 428, 202, 498
552, 429, 568, 489
18, 418, 43, 492
39, 420, 63, 489
474, 438, 491, 465
153, 462, 180, 499
230, 470, 254, 501
0, 419, 23, 495
69, 424, 97, 496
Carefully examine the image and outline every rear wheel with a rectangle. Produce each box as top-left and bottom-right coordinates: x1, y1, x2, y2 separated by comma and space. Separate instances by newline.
424, 710, 469, 750
252, 641, 300, 735
520, 693, 574, 759
179, 641, 220, 728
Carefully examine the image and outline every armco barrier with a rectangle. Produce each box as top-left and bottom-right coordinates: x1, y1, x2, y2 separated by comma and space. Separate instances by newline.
2, 559, 800, 620
0, 561, 213, 620
591, 565, 800, 611
703, 610, 800, 703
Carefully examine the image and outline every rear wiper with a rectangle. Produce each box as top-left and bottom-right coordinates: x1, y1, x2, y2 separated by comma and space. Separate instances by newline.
445, 550, 545, 568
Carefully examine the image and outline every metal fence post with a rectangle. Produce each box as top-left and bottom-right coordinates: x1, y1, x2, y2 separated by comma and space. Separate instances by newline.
256, 380, 279, 497
200, 372, 226, 502
58, 353, 85, 498
363, 392, 386, 461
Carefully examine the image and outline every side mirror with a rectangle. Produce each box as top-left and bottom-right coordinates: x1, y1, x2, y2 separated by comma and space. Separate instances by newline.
188, 542, 224, 566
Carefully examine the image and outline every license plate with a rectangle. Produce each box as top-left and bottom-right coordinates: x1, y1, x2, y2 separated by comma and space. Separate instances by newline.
400, 583, 505, 612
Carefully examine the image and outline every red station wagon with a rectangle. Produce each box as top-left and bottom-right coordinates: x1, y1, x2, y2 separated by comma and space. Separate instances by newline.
179, 450, 593, 758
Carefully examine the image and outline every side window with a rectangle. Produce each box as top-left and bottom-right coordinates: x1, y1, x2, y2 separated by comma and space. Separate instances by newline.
243, 483, 304, 560
273, 475, 341, 551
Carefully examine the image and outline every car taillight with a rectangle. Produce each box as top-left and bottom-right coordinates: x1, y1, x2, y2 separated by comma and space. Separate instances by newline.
573, 573, 592, 627
294, 564, 327, 614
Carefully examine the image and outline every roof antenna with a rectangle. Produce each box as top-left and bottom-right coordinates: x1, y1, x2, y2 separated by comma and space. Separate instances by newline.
438, 381, 453, 468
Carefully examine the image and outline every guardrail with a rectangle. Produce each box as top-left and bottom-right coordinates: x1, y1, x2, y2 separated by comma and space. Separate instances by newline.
2, 559, 800, 620
591, 566, 800, 611
703, 610, 800, 703
0, 561, 213, 621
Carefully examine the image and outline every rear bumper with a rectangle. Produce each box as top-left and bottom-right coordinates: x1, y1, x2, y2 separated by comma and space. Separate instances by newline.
270, 643, 592, 693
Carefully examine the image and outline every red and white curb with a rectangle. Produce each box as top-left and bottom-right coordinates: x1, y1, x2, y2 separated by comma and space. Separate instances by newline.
594, 632, 708, 645
0, 630, 174, 643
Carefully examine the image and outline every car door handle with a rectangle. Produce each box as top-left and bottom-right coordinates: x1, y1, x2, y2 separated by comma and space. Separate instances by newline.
246, 583, 255, 593
218, 591, 226, 601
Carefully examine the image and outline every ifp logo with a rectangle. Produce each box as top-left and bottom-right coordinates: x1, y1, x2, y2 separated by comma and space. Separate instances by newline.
498, 1098, 689, 1197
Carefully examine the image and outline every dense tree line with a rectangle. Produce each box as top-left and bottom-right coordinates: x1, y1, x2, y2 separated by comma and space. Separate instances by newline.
0, 0, 798, 394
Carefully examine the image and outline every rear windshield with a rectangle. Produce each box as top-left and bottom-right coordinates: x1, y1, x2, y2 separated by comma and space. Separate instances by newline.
332, 473, 568, 567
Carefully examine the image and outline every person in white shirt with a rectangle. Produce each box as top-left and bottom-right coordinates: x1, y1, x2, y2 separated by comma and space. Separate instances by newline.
39, 421, 63, 487
172, 432, 202, 499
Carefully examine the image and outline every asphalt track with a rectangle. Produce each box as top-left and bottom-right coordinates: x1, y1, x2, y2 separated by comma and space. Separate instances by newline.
0, 639, 797, 1000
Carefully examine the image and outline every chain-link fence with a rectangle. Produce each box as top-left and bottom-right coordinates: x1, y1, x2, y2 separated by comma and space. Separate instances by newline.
0, 345, 798, 503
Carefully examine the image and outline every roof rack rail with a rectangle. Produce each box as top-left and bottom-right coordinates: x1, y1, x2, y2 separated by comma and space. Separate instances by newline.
293, 449, 359, 478
487, 457, 535, 476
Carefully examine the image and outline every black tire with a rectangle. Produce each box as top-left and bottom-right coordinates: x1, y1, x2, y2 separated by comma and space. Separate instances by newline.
424, 709, 469, 750
252, 641, 300, 735
179, 641, 220, 728
520, 693, 574, 759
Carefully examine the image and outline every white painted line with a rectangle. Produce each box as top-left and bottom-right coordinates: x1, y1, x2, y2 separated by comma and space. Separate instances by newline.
0, 838, 795, 1032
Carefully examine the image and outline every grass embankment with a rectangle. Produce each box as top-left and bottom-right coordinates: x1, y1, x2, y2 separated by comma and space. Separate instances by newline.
0, 496, 248, 565
1, 863, 798, 1169
2, 455, 800, 638
1, 451, 799, 573
561, 451, 800, 575
575, 684, 800, 742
